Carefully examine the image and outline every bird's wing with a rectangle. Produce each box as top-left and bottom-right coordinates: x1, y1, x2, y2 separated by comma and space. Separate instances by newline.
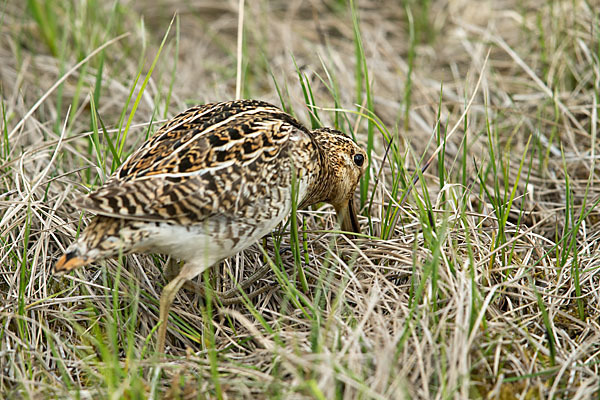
75, 100, 313, 224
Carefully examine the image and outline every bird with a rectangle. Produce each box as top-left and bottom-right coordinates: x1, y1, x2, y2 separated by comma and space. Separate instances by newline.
54, 99, 367, 353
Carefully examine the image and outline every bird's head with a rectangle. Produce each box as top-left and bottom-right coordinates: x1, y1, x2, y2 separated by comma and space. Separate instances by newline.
307, 128, 367, 235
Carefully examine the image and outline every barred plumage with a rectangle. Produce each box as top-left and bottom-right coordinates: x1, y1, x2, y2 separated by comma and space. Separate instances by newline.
55, 99, 367, 353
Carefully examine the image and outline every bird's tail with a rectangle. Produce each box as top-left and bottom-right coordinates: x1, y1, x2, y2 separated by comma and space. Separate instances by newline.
54, 216, 136, 274
54, 248, 90, 273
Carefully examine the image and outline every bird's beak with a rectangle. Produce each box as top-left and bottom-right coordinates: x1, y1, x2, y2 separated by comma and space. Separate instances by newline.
338, 197, 361, 235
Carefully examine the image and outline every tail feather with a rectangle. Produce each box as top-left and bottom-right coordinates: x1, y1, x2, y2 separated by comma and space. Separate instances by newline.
54, 215, 142, 275
54, 250, 90, 274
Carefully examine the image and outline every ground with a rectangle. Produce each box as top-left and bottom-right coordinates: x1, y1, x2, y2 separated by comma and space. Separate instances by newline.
1, 0, 599, 398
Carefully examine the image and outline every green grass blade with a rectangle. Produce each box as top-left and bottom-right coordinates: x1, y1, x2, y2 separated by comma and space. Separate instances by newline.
118, 16, 175, 157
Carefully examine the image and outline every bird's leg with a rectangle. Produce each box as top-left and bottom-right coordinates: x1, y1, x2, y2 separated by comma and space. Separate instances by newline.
157, 260, 210, 353
165, 257, 217, 294
164, 257, 213, 294
163, 247, 293, 306
156, 273, 188, 354
216, 263, 275, 305
164, 257, 180, 282
169, 261, 275, 306
214, 246, 294, 305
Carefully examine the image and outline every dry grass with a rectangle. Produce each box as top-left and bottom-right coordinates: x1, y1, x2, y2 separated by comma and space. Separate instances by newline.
1, 0, 600, 398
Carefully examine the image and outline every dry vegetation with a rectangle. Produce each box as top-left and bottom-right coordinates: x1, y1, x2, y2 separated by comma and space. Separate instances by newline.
1, 0, 600, 398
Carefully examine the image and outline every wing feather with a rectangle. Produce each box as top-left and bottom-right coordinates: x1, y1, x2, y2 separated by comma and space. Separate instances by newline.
76, 100, 313, 225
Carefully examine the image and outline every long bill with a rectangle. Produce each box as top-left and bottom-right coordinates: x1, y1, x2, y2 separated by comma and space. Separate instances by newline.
337, 197, 361, 235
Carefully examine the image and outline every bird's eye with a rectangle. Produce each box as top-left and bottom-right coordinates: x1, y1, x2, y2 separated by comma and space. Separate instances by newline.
353, 153, 365, 167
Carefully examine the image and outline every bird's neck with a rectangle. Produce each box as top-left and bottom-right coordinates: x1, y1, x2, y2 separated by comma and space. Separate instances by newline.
298, 138, 332, 209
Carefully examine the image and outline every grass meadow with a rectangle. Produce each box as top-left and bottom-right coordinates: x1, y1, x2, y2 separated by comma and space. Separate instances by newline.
1, 0, 600, 398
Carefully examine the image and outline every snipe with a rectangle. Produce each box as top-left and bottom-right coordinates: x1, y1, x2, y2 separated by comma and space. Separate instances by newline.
55, 99, 367, 353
